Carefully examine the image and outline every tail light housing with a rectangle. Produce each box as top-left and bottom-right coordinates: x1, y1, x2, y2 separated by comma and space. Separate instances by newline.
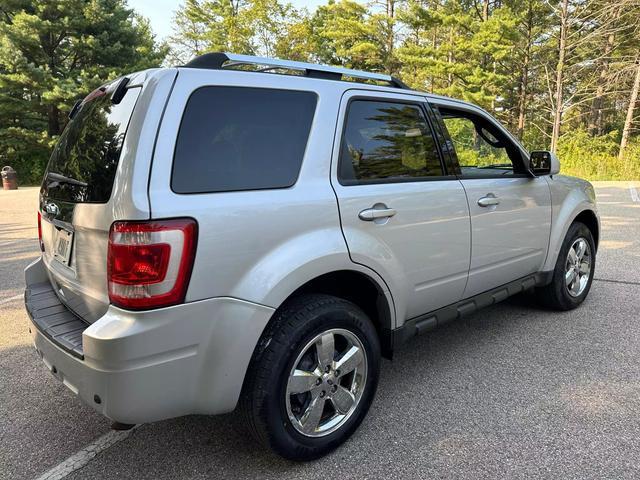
108, 218, 197, 310
37, 211, 44, 252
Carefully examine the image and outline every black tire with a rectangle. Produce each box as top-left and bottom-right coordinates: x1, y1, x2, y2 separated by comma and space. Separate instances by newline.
240, 294, 381, 461
536, 221, 596, 310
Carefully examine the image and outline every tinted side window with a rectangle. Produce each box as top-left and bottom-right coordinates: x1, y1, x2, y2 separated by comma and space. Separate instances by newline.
172, 87, 317, 194
339, 100, 443, 183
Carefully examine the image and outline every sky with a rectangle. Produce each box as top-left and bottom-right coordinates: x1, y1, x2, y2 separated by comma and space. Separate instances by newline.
127, 0, 331, 41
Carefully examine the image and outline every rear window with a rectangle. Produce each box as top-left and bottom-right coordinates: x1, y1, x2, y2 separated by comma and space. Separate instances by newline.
171, 87, 317, 194
42, 85, 141, 203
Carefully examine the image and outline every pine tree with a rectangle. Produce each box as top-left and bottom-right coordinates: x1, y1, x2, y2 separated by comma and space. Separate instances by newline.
0, 0, 166, 182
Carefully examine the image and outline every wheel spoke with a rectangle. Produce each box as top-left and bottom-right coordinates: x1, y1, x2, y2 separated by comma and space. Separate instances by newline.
316, 333, 335, 369
570, 276, 582, 295
288, 369, 320, 395
575, 240, 587, 260
331, 386, 355, 414
285, 328, 368, 437
300, 395, 326, 434
567, 248, 578, 265
579, 260, 590, 274
565, 268, 577, 285
334, 346, 363, 377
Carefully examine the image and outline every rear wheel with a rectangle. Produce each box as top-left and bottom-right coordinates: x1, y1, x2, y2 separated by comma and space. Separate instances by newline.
240, 294, 380, 460
536, 221, 596, 310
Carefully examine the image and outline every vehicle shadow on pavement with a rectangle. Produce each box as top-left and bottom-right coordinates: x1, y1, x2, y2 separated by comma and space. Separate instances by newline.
10, 285, 640, 480
58, 291, 630, 480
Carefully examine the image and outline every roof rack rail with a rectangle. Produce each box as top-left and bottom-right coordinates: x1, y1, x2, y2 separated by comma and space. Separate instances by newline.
182, 52, 411, 90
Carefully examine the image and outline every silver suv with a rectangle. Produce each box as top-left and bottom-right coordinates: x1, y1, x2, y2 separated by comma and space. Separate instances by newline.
25, 53, 599, 460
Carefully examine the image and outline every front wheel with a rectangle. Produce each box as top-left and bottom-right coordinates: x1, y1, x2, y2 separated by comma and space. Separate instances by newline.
240, 294, 381, 461
536, 221, 596, 310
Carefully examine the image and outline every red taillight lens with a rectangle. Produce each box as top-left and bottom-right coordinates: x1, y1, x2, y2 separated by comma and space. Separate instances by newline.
109, 243, 171, 285
107, 218, 197, 310
37, 211, 44, 252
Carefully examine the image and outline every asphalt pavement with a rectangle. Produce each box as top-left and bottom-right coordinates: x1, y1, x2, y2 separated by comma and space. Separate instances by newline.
1, 182, 639, 479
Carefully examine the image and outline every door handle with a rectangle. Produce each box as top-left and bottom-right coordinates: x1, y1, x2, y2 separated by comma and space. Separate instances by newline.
477, 195, 500, 207
358, 207, 397, 221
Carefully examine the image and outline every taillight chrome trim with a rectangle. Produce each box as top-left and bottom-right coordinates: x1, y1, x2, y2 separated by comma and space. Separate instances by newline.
37, 211, 45, 252
107, 218, 198, 310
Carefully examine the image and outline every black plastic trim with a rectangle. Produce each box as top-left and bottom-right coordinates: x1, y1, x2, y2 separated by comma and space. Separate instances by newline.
389, 272, 552, 350
182, 52, 411, 90
111, 77, 130, 105
25, 281, 88, 359
183, 52, 230, 69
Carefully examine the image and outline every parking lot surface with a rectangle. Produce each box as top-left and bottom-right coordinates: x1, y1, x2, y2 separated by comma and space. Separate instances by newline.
1, 182, 639, 479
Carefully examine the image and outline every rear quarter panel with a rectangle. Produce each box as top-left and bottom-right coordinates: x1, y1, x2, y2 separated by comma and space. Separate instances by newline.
148, 69, 394, 318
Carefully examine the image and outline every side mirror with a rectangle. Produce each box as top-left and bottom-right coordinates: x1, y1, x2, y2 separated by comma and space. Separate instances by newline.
529, 150, 560, 176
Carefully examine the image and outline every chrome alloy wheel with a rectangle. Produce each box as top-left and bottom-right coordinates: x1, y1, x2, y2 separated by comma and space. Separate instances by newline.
285, 328, 367, 438
565, 237, 592, 297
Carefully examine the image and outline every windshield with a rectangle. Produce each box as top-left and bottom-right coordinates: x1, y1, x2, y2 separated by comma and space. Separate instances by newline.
41, 85, 141, 203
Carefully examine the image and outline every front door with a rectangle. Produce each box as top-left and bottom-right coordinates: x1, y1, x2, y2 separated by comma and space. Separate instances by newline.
436, 103, 552, 298
332, 91, 471, 320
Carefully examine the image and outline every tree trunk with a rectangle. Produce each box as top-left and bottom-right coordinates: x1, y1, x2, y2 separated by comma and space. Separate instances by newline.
47, 105, 60, 136
386, 0, 395, 74
588, 7, 620, 136
619, 57, 640, 161
516, 3, 533, 140
447, 25, 453, 88
430, 1, 438, 94
550, 0, 569, 152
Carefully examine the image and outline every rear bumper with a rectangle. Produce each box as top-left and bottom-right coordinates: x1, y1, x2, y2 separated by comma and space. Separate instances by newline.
24, 257, 274, 424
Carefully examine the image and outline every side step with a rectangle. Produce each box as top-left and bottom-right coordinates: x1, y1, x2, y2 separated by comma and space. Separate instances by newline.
393, 272, 550, 347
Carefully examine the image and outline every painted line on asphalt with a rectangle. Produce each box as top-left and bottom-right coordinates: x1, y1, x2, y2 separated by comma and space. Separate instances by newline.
630, 184, 640, 202
594, 277, 640, 286
34, 426, 139, 480
0, 294, 23, 306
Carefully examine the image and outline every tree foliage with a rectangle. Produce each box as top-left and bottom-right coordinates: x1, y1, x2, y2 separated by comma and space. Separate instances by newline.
2, 0, 639, 183
167, 0, 640, 179
0, 0, 167, 183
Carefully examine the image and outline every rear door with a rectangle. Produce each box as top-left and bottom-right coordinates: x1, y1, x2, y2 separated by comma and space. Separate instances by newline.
433, 101, 551, 298
332, 90, 471, 321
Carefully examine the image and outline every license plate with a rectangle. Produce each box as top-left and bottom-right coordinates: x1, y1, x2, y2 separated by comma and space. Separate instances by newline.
53, 228, 73, 266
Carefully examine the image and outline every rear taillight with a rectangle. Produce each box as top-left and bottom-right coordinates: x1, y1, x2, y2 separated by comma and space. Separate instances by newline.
107, 218, 197, 310
37, 211, 44, 252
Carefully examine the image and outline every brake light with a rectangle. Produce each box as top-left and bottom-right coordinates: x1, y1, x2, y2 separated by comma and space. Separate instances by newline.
107, 219, 197, 310
37, 211, 44, 252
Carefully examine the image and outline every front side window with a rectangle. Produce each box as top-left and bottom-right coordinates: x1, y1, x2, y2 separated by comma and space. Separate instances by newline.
172, 87, 317, 194
339, 100, 444, 183
439, 108, 525, 177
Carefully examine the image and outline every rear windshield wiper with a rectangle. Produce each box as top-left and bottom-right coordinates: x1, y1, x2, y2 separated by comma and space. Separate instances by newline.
46, 171, 88, 188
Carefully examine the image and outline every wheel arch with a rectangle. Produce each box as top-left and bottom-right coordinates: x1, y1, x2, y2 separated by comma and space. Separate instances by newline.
261, 269, 396, 360
543, 202, 600, 272
573, 209, 600, 250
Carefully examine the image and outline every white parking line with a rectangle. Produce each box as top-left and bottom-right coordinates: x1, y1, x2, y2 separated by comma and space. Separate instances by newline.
630, 184, 640, 203
0, 294, 23, 306
34, 426, 139, 480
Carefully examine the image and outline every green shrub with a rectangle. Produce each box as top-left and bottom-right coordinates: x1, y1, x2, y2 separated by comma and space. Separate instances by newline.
556, 129, 640, 180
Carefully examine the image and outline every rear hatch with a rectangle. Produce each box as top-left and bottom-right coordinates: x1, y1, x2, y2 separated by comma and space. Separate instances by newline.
39, 78, 142, 322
